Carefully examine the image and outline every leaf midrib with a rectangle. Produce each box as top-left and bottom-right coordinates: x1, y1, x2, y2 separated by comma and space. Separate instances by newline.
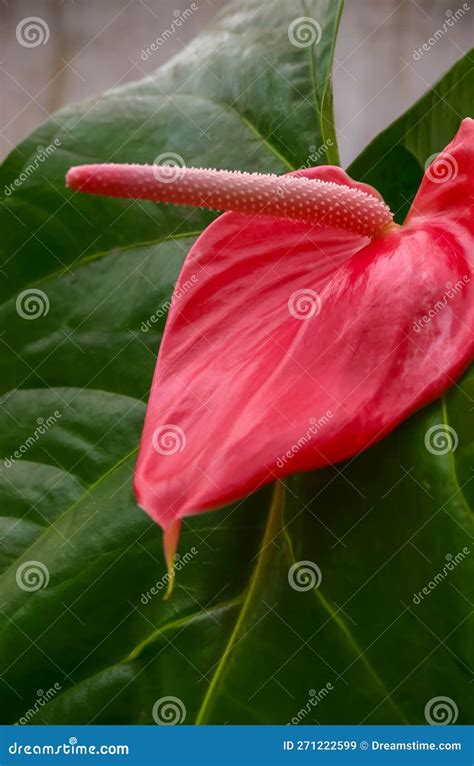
195, 479, 409, 725
194, 481, 286, 724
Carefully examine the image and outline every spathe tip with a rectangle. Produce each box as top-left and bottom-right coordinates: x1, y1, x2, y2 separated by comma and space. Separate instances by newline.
163, 518, 182, 601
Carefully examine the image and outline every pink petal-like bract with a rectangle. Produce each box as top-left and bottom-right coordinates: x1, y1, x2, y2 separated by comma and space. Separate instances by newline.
67, 119, 474, 563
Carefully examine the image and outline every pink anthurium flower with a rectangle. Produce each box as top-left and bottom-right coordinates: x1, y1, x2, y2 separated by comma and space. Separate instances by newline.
67, 118, 474, 571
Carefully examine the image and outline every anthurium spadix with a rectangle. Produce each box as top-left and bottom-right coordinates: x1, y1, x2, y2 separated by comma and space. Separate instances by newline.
67, 118, 474, 568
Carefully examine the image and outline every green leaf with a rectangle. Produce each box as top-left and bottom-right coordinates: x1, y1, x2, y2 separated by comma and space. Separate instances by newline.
0, 0, 345, 724
349, 50, 474, 222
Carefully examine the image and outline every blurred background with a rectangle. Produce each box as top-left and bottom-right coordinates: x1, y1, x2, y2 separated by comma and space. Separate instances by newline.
0, 0, 472, 166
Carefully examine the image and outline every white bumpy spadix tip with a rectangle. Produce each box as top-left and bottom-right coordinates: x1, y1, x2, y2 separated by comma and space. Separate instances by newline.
66, 164, 394, 237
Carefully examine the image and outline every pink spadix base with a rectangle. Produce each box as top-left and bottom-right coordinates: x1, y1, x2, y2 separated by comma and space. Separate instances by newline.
66, 163, 393, 237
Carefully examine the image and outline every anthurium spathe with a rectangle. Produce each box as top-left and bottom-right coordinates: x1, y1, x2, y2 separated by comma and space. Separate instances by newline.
66, 118, 474, 563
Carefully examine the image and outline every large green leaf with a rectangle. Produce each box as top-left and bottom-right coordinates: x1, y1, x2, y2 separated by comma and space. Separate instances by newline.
0, 0, 347, 724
